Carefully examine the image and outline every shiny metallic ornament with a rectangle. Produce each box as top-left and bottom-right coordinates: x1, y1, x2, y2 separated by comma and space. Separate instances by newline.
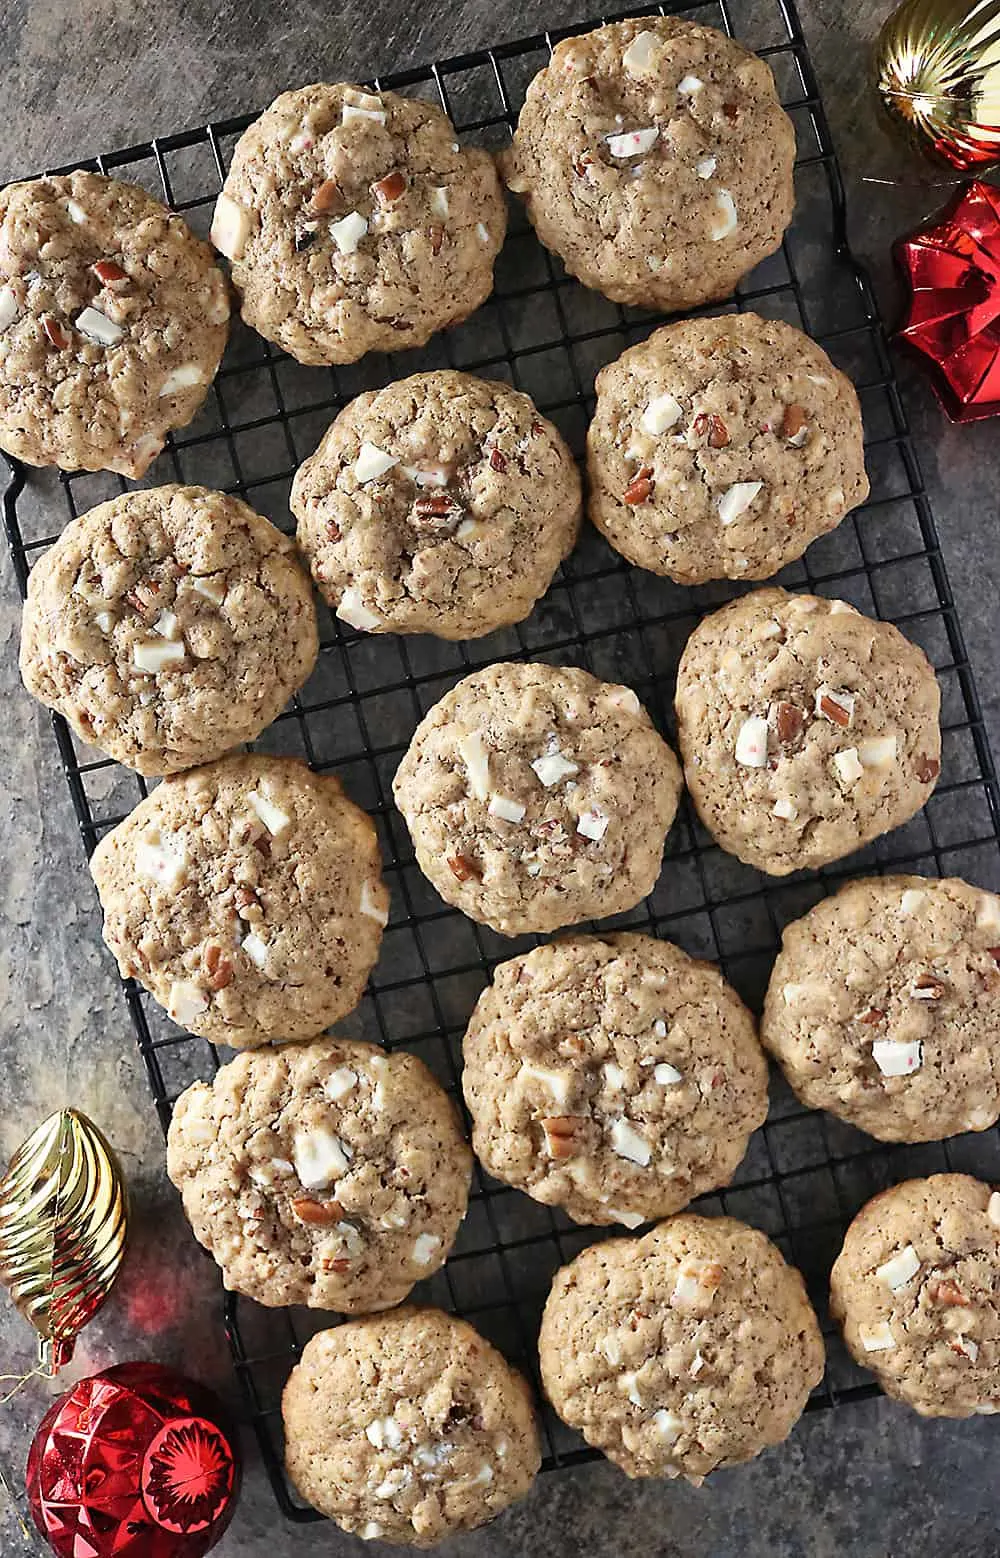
0, 1110, 129, 1372
875, 0, 1000, 168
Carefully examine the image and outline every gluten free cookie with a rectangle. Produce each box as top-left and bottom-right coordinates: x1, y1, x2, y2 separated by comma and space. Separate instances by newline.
20, 485, 317, 775
587, 314, 868, 584
502, 17, 795, 311
283, 1308, 541, 1545
831, 1175, 1000, 1417
0, 171, 228, 476
167, 1039, 471, 1312
91, 754, 388, 1048
763, 875, 1000, 1142
292, 370, 581, 639
212, 83, 506, 365
539, 1215, 824, 1481
674, 588, 941, 875
462, 933, 768, 1227
392, 662, 682, 935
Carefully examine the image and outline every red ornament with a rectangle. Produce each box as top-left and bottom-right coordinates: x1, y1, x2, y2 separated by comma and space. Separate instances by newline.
25, 1361, 241, 1558
895, 180, 1000, 422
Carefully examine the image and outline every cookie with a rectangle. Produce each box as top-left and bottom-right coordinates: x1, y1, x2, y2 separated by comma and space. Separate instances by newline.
167, 1039, 470, 1312
392, 662, 682, 936
762, 876, 1000, 1143
830, 1174, 1000, 1417
462, 932, 768, 1227
90, 754, 388, 1048
282, 1308, 541, 1545
0, 171, 228, 476
674, 588, 941, 875
211, 84, 506, 366
501, 17, 795, 312
538, 1215, 824, 1482
19, 485, 318, 776
587, 314, 869, 585
292, 370, 581, 640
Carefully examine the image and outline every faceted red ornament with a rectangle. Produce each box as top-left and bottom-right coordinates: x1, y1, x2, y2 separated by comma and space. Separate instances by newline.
895, 180, 1000, 422
25, 1361, 241, 1558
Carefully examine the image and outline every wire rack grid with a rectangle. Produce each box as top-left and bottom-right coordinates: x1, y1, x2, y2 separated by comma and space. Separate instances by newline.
4, 0, 1000, 1524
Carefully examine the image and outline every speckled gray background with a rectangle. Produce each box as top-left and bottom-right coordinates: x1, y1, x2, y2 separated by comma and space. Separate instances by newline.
2, 1, 1000, 1554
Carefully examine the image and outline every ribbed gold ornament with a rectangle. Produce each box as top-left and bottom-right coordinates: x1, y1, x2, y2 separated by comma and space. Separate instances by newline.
876, 0, 1000, 167
0, 1110, 128, 1373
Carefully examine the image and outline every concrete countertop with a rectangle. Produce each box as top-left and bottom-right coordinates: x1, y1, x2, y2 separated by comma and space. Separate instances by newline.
2, 1, 999, 1554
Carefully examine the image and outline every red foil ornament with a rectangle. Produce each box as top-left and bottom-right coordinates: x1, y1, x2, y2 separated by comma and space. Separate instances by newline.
895, 179, 1000, 421
25, 1362, 241, 1558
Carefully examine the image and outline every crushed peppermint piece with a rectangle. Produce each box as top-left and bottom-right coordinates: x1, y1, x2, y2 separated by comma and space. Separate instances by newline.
489, 793, 527, 823
159, 362, 205, 397
734, 716, 769, 767
652, 1409, 682, 1442
710, 189, 738, 239
0, 287, 18, 332
241, 931, 268, 969
458, 731, 491, 800
360, 880, 389, 926
872, 1038, 923, 1077
135, 832, 187, 888
900, 888, 927, 916
608, 1118, 651, 1166
412, 1232, 441, 1266
678, 74, 703, 93
877, 1245, 920, 1291
815, 685, 856, 727
133, 637, 185, 672
324, 1065, 358, 1102
832, 747, 864, 787
249, 789, 291, 836
858, 735, 897, 768
337, 586, 383, 631
211, 193, 251, 260
772, 796, 798, 821
641, 393, 683, 435
717, 481, 762, 525
330, 210, 368, 254
288, 130, 313, 154
606, 126, 660, 158
355, 441, 397, 482
654, 1062, 683, 1085
696, 155, 717, 179
623, 29, 659, 72
293, 1127, 350, 1189
429, 185, 450, 218
859, 1321, 896, 1352
168, 980, 209, 1026
192, 575, 226, 605
75, 306, 124, 346
953, 1336, 979, 1361
531, 748, 579, 787
576, 808, 609, 841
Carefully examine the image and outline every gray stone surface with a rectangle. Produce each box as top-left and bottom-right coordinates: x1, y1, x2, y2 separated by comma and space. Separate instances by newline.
1, 1, 999, 1554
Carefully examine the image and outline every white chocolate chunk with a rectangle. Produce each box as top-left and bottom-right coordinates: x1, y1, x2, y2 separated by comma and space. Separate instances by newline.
168, 979, 209, 1026
336, 586, 383, 631
0, 286, 18, 332
75, 306, 124, 345
690, 1350, 705, 1378
734, 716, 769, 767
95, 610, 115, 635
249, 789, 291, 836
374, 1468, 411, 1500
671, 1257, 722, 1312
976, 894, 1000, 933
652, 1409, 682, 1443
429, 185, 450, 218
412, 1232, 441, 1266
211, 193, 251, 260
872, 1038, 923, 1077
365, 1416, 402, 1450
653, 1019, 668, 1038
488, 793, 526, 823
133, 637, 185, 672
710, 189, 738, 240
606, 126, 660, 158
976, 1402, 1000, 1414
331, 210, 369, 254
717, 481, 763, 526
519, 1061, 574, 1108
576, 808, 609, 841
531, 748, 579, 787
815, 685, 856, 726
136, 831, 188, 889
900, 889, 927, 916
623, 29, 659, 73
355, 441, 398, 483
619, 1372, 643, 1405
787, 424, 810, 448
241, 931, 268, 969
833, 748, 864, 787
476, 222, 491, 244
469, 1464, 494, 1486
293, 1127, 350, 1189
677, 74, 703, 93
324, 1066, 358, 1102
360, 1523, 383, 1541
154, 610, 180, 640
360, 880, 389, 926
858, 735, 897, 768
859, 1321, 896, 1352
603, 1062, 626, 1089
159, 362, 206, 397
876, 1244, 920, 1292
696, 155, 717, 179
192, 575, 226, 605
457, 732, 490, 799
772, 796, 798, 821
989, 1191, 1000, 1227
641, 394, 682, 435
66, 199, 88, 224
654, 1062, 683, 1085
608, 1118, 651, 1166
343, 102, 387, 126
608, 1208, 646, 1229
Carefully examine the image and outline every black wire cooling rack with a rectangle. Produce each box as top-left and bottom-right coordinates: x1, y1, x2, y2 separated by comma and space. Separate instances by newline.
5, 0, 1000, 1524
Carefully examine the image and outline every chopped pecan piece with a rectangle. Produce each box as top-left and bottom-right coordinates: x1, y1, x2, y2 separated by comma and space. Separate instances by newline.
234, 884, 261, 918
530, 420, 546, 436
204, 943, 234, 991
930, 1279, 969, 1307
372, 169, 406, 205
988, 947, 1000, 967
540, 1116, 586, 1159
292, 1196, 344, 1226
321, 1256, 354, 1273
310, 179, 341, 214
817, 691, 853, 728
428, 224, 444, 255
912, 973, 945, 1000
623, 466, 654, 505
41, 314, 71, 348
915, 754, 941, 784
722, 100, 739, 121
572, 153, 594, 177
774, 702, 805, 745
447, 853, 481, 883
858, 1007, 885, 1025
125, 579, 161, 611
782, 403, 808, 440
692, 411, 730, 448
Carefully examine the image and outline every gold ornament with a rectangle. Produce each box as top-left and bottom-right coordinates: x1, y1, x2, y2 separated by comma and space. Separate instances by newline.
875, 0, 1000, 168
0, 1109, 128, 1372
